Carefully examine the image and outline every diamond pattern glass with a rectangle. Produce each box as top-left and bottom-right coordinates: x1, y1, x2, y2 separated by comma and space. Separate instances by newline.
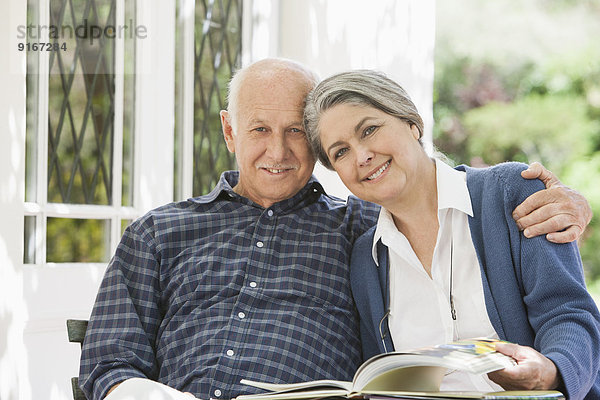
121, 0, 136, 207
193, 0, 242, 196
47, 0, 116, 204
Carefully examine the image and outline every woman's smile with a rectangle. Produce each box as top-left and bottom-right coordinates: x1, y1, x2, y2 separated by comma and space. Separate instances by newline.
364, 159, 391, 181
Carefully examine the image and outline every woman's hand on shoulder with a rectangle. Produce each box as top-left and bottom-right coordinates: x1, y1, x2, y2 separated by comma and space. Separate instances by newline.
512, 162, 592, 243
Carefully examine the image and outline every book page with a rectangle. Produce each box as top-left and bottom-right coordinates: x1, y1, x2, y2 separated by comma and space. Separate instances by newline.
104, 378, 197, 400
354, 339, 516, 391
240, 378, 353, 393
236, 388, 350, 400
366, 390, 565, 399
359, 366, 444, 393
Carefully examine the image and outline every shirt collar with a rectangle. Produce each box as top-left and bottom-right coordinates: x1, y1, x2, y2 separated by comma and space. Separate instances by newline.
189, 170, 240, 204
370, 159, 473, 266
189, 171, 326, 211
435, 158, 473, 216
371, 208, 396, 266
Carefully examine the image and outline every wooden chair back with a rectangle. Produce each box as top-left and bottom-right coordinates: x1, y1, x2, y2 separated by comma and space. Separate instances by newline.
66, 319, 89, 400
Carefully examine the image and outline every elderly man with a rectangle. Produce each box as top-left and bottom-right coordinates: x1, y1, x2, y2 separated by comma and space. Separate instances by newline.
79, 58, 592, 400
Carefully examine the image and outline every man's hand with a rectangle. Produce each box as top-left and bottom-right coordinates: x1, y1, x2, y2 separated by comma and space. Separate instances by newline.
488, 342, 561, 391
512, 162, 593, 243
106, 382, 121, 397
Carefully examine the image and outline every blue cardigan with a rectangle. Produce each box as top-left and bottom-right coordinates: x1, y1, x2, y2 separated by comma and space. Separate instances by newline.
350, 163, 600, 400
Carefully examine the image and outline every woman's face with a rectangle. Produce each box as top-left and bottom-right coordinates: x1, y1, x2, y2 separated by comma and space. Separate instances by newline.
318, 103, 424, 208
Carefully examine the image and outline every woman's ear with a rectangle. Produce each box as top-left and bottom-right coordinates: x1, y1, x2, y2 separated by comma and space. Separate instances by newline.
409, 123, 421, 140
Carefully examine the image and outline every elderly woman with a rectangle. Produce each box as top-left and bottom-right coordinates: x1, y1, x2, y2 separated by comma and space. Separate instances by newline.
304, 70, 600, 399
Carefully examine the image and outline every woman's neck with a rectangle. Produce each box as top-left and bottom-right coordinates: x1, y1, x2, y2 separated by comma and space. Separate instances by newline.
386, 157, 439, 276
385, 157, 438, 228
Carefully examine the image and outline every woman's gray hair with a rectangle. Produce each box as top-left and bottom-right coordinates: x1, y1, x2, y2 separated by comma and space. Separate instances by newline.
304, 70, 424, 170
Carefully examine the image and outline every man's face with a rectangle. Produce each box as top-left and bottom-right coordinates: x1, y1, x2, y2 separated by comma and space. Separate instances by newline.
221, 73, 316, 209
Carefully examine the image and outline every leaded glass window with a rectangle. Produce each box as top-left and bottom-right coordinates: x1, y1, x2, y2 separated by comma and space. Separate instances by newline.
175, 0, 242, 198
25, 0, 136, 264
193, 0, 242, 196
47, 0, 116, 205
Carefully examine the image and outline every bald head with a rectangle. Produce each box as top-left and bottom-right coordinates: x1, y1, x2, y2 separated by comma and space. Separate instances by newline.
226, 58, 319, 130
219, 58, 319, 208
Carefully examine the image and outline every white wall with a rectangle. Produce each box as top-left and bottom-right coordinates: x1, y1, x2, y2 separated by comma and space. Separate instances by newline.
248, 0, 436, 198
1, 3, 28, 400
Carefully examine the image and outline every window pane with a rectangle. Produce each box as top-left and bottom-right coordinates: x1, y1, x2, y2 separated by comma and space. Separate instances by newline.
120, 218, 133, 235
192, 0, 242, 196
26, 0, 40, 203
47, 0, 116, 205
122, 0, 136, 207
24, 216, 37, 264
46, 217, 110, 262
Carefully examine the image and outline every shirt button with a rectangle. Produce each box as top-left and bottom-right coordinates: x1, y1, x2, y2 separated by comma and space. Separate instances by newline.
214, 389, 222, 397
249, 281, 257, 288
226, 349, 234, 356
256, 241, 264, 248
267, 210, 274, 217
238, 312, 246, 319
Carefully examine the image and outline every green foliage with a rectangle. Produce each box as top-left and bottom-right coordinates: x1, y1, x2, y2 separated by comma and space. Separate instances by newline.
586, 274, 600, 305
434, 47, 600, 280
463, 95, 598, 172
562, 155, 600, 280
46, 218, 110, 263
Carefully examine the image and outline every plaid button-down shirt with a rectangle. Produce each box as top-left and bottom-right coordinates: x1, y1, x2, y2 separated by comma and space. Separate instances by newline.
79, 171, 379, 400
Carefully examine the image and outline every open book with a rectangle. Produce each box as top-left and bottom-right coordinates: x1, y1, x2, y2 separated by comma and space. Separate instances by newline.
235, 339, 564, 400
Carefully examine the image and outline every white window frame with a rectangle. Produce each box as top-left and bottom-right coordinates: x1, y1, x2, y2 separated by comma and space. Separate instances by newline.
23, 0, 175, 269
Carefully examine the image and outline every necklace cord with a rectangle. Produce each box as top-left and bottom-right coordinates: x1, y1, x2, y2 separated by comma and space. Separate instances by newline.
450, 237, 457, 321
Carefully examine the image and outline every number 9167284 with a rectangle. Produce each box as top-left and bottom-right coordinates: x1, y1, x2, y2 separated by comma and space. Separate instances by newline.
18, 42, 67, 51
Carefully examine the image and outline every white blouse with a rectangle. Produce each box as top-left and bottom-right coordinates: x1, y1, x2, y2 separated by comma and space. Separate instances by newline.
371, 159, 503, 392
